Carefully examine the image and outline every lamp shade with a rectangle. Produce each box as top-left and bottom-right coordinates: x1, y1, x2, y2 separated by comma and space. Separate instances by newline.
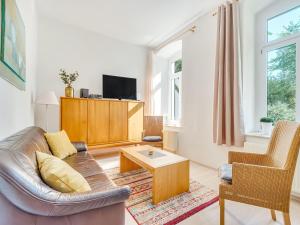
36, 91, 59, 105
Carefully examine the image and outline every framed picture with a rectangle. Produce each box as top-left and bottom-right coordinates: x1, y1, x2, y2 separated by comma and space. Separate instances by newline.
0, 0, 26, 90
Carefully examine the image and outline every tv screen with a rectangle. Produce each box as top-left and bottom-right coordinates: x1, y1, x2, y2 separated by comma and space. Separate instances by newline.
103, 75, 137, 100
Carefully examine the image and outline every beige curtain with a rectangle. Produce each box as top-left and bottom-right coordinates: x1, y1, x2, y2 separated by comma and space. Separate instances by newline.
144, 51, 154, 116
213, 1, 245, 147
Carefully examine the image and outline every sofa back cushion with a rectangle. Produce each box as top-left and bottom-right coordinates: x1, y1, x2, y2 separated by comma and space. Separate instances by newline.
0, 127, 52, 169
0, 127, 56, 194
44, 130, 77, 159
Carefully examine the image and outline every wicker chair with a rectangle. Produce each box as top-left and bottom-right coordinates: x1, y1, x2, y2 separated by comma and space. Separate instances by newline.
141, 116, 163, 147
220, 121, 300, 225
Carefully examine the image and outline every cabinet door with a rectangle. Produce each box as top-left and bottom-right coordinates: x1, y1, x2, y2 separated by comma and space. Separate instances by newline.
128, 102, 144, 141
109, 101, 128, 142
88, 100, 109, 145
61, 98, 88, 142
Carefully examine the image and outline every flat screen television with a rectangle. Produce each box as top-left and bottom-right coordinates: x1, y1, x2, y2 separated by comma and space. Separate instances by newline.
103, 75, 137, 100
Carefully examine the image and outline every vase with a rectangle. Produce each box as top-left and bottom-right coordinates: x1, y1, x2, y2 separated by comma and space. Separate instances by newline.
261, 122, 273, 135
65, 86, 74, 98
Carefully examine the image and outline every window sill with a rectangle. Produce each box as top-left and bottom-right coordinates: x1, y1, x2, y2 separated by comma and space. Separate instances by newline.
163, 124, 181, 132
245, 132, 271, 139
244, 132, 270, 153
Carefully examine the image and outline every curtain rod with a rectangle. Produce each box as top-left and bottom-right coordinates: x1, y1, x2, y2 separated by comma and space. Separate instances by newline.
212, 0, 239, 16
154, 25, 197, 52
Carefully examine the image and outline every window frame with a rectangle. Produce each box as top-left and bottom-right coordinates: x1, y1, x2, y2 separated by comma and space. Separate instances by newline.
168, 53, 182, 125
256, 1, 300, 126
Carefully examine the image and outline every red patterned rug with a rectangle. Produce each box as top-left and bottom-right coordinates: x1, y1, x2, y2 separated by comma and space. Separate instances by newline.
105, 167, 219, 225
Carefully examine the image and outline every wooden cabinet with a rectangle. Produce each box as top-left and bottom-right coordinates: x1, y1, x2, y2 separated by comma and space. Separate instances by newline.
109, 101, 128, 142
88, 100, 109, 145
128, 102, 144, 141
60, 97, 143, 149
60, 98, 88, 142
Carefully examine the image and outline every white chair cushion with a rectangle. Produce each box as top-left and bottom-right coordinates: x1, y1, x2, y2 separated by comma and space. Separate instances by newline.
142, 136, 162, 142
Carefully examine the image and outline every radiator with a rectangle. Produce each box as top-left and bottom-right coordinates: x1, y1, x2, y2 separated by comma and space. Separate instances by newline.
163, 126, 180, 153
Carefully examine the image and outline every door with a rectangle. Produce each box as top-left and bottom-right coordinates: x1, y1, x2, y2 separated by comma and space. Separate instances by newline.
109, 101, 128, 142
61, 98, 88, 142
88, 100, 110, 145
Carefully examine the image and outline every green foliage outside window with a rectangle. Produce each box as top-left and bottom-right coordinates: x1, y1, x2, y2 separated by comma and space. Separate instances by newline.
174, 59, 182, 73
267, 20, 300, 122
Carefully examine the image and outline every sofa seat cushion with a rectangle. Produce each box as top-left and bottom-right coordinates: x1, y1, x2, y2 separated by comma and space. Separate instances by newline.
63, 152, 104, 178
36, 151, 91, 193
142, 136, 162, 142
85, 173, 116, 192
63, 152, 116, 192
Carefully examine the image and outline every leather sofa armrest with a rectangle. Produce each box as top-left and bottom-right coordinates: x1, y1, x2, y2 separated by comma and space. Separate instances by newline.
72, 142, 88, 152
48, 185, 131, 216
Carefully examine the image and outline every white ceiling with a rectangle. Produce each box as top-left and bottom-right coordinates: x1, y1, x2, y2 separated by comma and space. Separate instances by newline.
36, 0, 221, 47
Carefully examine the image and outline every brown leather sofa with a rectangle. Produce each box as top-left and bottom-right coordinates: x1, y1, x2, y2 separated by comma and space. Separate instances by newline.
0, 127, 130, 225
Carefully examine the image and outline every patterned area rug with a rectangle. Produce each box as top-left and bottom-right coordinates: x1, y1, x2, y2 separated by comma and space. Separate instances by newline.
105, 167, 219, 225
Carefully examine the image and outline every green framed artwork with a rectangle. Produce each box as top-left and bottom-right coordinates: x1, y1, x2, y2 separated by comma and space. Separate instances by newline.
0, 0, 26, 90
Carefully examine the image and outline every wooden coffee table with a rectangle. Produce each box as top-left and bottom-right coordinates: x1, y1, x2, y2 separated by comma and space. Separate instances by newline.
120, 145, 189, 204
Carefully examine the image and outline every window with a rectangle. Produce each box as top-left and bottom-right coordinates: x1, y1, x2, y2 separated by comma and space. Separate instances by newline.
169, 58, 182, 122
268, 6, 300, 42
259, 4, 300, 123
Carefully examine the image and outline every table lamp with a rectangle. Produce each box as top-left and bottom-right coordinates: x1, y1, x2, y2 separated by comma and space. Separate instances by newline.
36, 91, 59, 131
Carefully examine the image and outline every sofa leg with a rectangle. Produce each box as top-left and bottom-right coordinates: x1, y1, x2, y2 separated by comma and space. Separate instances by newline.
283, 213, 291, 225
220, 198, 225, 225
271, 210, 276, 221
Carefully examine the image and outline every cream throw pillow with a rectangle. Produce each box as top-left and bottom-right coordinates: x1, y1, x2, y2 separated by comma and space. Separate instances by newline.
36, 151, 91, 193
44, 130, 77, 159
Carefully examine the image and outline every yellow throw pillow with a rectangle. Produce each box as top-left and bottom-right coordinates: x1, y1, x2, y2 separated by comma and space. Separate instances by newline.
44, 130, 77, 159
36, 151, 91, 193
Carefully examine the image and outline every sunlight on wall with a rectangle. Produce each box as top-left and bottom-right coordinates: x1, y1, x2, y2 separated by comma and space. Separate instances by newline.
152, 40, 182, 117
152, 72, 162, 115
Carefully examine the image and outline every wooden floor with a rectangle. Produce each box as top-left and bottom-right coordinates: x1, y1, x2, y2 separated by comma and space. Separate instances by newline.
96, 153, 300, 225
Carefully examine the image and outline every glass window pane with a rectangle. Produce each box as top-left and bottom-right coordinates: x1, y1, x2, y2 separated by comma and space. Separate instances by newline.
268, 6, 300, 42
267, 44, 296, 122
174, 59, 182, 73
173, 77, 180, 120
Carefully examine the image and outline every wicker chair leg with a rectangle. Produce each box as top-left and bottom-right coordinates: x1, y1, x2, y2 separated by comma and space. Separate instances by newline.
220, 198, 225, 225
283, 213, 291, 225
271, 210, 276, 221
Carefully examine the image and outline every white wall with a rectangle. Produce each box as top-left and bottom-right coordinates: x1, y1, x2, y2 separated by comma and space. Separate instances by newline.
35, 16, 148, 132
0, 0, 37, 140
179, 13, 230, 168
178, 0, 277, 169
